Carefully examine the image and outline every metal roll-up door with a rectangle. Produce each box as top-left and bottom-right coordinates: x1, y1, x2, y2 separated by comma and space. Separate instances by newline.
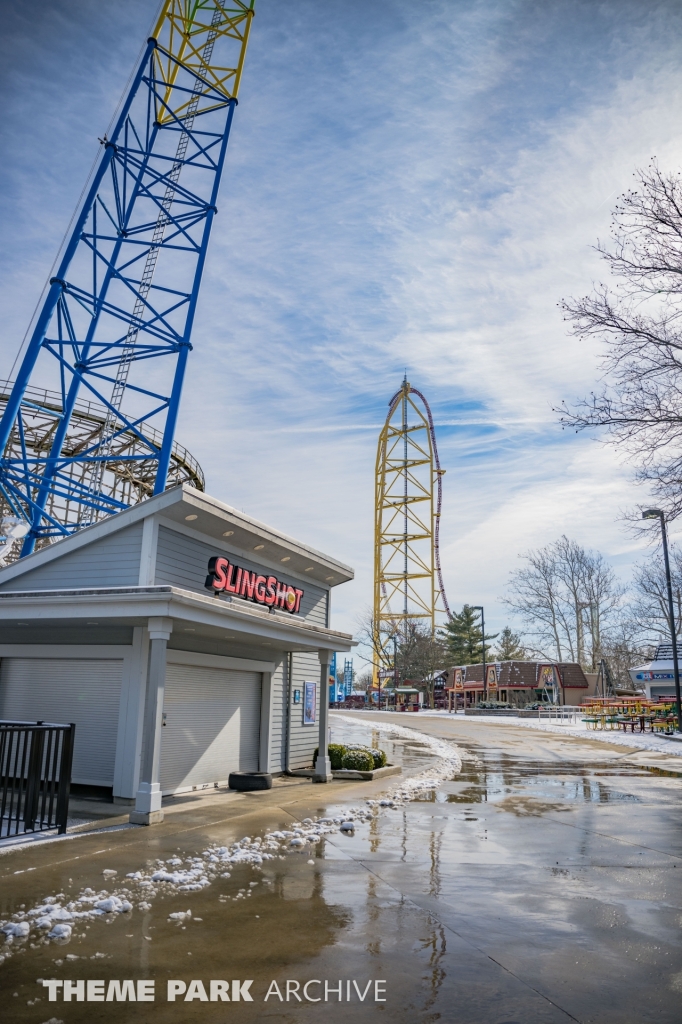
0, 657, 123, 786
160, 663, 262, 794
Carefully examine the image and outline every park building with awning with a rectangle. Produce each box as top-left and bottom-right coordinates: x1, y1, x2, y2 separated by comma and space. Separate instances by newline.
0, 485, 354, 823
629, 643, 680, 700
445, 660, 595, 708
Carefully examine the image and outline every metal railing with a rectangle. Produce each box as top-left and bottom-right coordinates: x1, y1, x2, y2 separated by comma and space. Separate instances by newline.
538, 706, 582, 725
0, 721, 75, 838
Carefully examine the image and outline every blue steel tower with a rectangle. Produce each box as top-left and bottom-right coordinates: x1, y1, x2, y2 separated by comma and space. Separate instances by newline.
0, 1, 254, 557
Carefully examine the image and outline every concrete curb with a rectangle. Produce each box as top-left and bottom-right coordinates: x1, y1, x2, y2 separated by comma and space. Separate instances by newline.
286, 764, 402, 782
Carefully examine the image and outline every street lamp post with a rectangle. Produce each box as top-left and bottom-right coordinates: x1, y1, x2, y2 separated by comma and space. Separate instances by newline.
393, 632, 398, 710
643, 509, 682, 733
472, 606, 486, 703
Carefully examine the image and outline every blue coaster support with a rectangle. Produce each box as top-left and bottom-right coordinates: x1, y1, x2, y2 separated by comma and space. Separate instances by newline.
0, 1, 254, 555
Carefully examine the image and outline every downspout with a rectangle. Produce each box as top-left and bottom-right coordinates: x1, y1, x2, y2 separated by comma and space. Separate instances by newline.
284, 650, 293, 774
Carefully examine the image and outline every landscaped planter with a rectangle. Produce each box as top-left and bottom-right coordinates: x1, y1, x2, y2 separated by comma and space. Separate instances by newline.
286, 764, 402, 782
332, 764, 402, 781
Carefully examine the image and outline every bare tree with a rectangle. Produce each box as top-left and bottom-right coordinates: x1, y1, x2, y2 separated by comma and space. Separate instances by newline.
627, 544, 682, 643
354, 608, 396, 671
559, 161, 682, 521
397, 619, 447, 708
600, 621, 655, 689
503, 541, 576, 661
504, 536, 624, 669
354, 610, 446, 706
354, 669, 374, 695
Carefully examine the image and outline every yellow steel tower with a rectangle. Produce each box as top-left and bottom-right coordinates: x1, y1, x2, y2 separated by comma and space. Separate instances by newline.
373, 380, 450, 680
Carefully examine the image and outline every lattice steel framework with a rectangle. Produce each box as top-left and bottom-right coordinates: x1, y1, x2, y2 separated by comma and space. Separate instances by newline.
373, 380, 450, 675
0, 380, 205, 562
0, 1, 254, 557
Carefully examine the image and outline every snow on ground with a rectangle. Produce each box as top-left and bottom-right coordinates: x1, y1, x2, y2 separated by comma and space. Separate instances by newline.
341, 708, 682, 758
0, 814, 374, 966
332, 715, 462, 802
1, 724, 463, 966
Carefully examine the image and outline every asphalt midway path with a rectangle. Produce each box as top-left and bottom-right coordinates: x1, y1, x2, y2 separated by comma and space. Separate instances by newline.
330, 710, 682, 1024
0, 711, 679, 1023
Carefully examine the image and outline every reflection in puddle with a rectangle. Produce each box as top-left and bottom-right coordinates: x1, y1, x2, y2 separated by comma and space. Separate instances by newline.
330, 720, 437, 775
3, 715, 681, 1022
413, 757, 646, 806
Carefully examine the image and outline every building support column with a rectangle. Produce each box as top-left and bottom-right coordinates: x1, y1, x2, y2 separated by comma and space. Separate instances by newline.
313, 648, 333, 783
113, 626, 149, 803
130, 617, 173, 825
259, 668, 274, 773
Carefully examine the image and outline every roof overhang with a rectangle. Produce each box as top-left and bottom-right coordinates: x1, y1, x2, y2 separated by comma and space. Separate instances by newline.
0, 585, 355, 654
0, 484, 354, 592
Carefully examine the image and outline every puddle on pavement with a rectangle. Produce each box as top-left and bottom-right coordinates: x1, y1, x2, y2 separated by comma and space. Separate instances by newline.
417, 758, 647, 807
1, 721, 681, 1023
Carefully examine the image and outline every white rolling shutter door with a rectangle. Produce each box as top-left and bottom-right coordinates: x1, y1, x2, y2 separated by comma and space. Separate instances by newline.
0, 657, 123, 786
160, 663, 261, 794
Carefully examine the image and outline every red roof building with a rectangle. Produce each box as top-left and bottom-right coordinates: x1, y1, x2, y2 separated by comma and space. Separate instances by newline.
445, 660, 594, 707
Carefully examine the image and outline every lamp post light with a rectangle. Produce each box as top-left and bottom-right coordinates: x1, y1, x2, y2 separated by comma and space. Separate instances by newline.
642, 509, 682, 733
393, 631, 398, 710
472, 606, 486, 703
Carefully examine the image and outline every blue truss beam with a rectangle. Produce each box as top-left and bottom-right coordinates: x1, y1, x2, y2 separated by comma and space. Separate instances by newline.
0, 1, 254, 556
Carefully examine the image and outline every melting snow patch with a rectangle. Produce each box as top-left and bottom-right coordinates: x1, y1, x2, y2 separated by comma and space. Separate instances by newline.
0, 719, 460, 970
94, 898, 131, 914
168, 910, 192, 922
333, 714, 462, 804
2, 921, 30, 939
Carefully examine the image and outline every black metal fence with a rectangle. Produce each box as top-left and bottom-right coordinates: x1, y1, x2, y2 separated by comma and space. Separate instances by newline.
0, 721, 75, 838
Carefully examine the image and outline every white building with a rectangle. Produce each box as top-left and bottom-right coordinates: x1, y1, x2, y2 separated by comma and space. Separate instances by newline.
0, 485, 354, 822
629, 642, 679, 700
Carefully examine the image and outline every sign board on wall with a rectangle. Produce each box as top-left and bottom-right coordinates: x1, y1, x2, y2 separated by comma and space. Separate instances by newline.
636, 671, 674, 681
303, 681, 316, 725
538, 665, 557, 688
205, 556, 304, 613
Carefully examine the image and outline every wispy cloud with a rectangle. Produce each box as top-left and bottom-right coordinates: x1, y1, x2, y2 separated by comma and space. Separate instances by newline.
1, 1, 682, 639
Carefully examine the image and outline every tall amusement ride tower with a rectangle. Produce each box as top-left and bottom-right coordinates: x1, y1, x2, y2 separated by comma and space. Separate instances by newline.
0, 1, 254, 559
373, 379, 450, 681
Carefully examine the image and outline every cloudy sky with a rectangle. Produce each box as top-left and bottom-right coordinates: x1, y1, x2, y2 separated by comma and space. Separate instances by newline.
2, 0, 682, 649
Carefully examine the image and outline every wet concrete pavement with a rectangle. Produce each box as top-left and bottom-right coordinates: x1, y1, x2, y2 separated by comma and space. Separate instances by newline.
0, 712, 680, 1023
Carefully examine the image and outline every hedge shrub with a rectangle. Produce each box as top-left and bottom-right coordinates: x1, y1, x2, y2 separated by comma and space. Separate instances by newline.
370, 748, 387, 769
312, 744, 387, 771
312, 744, 347, 770
345, 743, 374, 757
341, 749, 375, 771
346, 744, 387, 769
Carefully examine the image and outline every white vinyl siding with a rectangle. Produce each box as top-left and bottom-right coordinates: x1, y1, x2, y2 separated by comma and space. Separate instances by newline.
159, 663, 261, 794
287, 651, 320, 769
155, 525, 328, 623
0, 522, 143, 592
0, 657, 123, 786
268, 659, 287, 773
